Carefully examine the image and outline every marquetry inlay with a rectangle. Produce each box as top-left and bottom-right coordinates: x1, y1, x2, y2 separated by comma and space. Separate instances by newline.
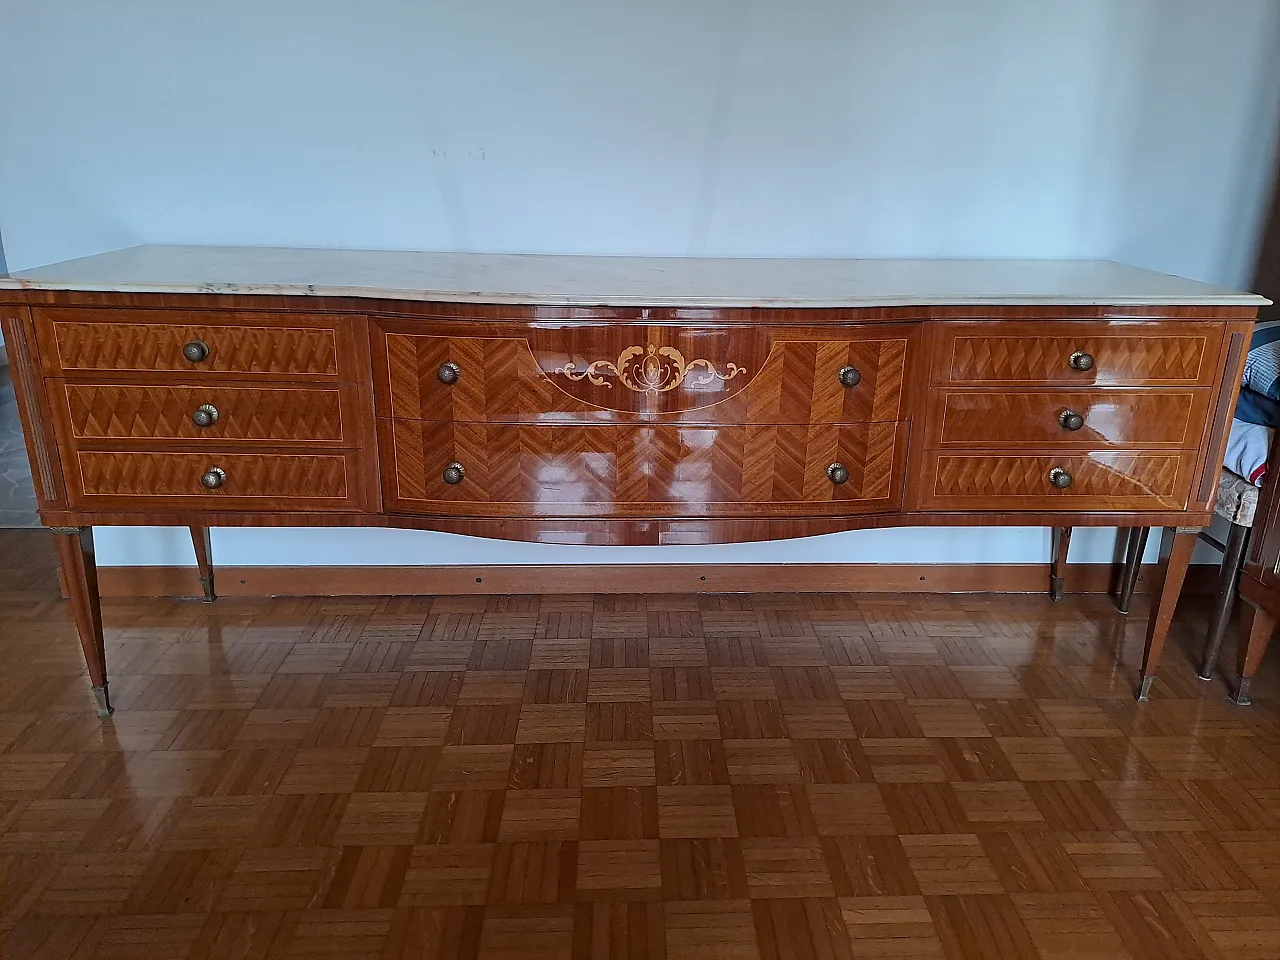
556, 344, 745, 395
0, 244, 1264, 718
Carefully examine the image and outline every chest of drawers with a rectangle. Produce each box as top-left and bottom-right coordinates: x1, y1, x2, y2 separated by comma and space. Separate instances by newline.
375, 321, 913, 520
0, 247, 1265, 714
911, 320, 1227, 514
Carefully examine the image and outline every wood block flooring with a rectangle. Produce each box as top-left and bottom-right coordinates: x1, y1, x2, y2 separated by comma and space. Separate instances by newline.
1, 529, 1277, 959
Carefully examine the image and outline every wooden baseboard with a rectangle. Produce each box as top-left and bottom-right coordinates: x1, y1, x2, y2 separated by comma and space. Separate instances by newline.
96, 561, 1219, 599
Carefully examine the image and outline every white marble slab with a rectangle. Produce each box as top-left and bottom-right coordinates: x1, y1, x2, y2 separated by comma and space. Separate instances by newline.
0, 244, 1268, 307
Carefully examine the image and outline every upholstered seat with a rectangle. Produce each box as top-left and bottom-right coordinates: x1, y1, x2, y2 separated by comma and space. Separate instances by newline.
1214, 468, 1260, 527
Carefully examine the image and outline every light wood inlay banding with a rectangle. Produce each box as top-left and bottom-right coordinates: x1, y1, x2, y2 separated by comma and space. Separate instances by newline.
3, 311, 61, 501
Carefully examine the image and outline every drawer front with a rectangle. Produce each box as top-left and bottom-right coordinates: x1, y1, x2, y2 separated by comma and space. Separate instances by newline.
928, 389, 1212, 449
915, 451, 1196, 511
66, 451, 360, 509
936, 321, 1223, 386
377, 324, 913, 424
34, 308, 354, 378
53, 382, 351, 444
383, 420, 907, 517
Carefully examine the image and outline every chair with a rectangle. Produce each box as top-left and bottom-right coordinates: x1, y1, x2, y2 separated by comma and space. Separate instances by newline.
1117, 467, 1261, 693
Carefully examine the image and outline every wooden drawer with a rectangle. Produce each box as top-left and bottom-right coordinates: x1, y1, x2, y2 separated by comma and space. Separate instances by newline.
926, 389, 1213, 449
914, 450, 1197, 512
382, 419, 908, 517
375, 322, 914, 424
52, 381, 353, 444
65, 450, 362, 510
934, 321, 1223, 386
34, 308, 359, 379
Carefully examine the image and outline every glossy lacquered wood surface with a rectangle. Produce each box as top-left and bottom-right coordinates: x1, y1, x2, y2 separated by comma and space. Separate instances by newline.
926, 389, 1213, 449
375, 322, 913, 424
65, 451, 363, 511
2, 528, 1278, 960
51, 381, 354, 444
1192, 328, 1250, 509
1, 291, 1260, 724
934, 321, 1224, 386
31, 307, 365, 381
47, 527, 106, 705
0, 304, 1249, 541
914, 451, 1197, 513
1, 309, 67, 506
383, 421, 907, 518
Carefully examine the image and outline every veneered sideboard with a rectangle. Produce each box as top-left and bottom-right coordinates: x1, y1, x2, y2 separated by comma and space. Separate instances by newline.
0, 247, 1268, 714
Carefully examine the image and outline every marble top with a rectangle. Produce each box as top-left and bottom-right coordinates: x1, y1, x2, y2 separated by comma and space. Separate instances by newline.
0, 244, 1268, 308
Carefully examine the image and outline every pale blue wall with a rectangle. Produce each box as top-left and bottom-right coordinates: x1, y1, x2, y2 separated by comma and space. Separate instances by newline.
1, 0, 1277, 567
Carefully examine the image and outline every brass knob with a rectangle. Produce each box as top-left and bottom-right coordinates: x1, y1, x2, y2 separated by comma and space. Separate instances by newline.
200, 466, 226, 490
838, 365, 861, 388
1059, 410, 1084, 431
183, 339, 210, 363
1068, 351, 1094, 372
1048, 467, 1073, 489
827, 462, 850, 485
437, 361, 461, 385
191, 404, 219, 428
443, 462, 465, 485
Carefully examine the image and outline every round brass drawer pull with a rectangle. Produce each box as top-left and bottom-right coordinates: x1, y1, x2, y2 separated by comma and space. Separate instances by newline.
1048, 467, 1073, 489
200, 466, 226, 490
183, 339, 210, 363
443, 462, 466, 485
1059, 409, 1084, 431
827, 462, 850, 485
437, 361, 461, 385
838, 365, 861, 388
191, 404, 219, 428
1068, 351, 1094, 372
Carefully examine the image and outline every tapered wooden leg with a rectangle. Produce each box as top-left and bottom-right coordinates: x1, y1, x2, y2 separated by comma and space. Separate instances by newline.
50, 526, 111, 717
1137, 526, 1197, 701
1198, 521, 1249, 680
190, 525, 215, 602
1234, 601, 1276, 705
1116, 526, 1150, 614
1049, 527, 1072, 602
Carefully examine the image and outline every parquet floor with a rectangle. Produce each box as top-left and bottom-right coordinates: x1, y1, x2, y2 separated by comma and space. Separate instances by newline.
1, 529, 1277, 959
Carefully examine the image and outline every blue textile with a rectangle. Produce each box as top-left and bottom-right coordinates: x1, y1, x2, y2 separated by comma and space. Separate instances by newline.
1235, 387, 1280, 427
1243, 321, 1280, 401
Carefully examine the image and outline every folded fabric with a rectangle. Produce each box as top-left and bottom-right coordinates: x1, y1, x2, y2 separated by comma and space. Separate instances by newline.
1223, 417, 1272, 486
1242, 320, 1280, 400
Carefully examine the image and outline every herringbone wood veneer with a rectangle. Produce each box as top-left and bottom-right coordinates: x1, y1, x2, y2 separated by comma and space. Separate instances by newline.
931, 390, 1211, 449
382, 331, 909, 422
70, 452, 355, 506
1, 528, 1276, 959
58, 383, 349, 443
42, 318, 340, 377
944, 329, 1217, 386
385, 421, 904, 515
922, 452, 1195, 511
